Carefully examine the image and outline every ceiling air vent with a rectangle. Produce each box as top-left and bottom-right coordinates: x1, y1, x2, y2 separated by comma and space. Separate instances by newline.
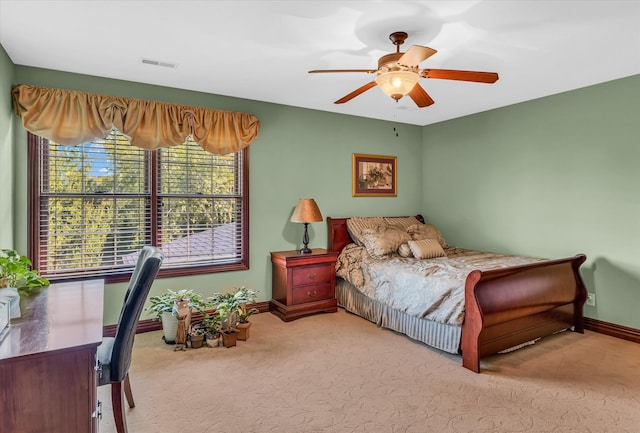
141, 58, 178, 69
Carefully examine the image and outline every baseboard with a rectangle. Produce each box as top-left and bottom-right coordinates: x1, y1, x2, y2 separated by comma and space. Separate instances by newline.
103, 301, 271, 337
584, 317, 640, 344
104, 306, 639, 345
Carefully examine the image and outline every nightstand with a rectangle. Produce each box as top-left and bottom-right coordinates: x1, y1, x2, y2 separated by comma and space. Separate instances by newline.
270, 248, 338, 322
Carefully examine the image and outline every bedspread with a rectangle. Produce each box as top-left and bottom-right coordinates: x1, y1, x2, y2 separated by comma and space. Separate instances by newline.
335, 244, 545, 326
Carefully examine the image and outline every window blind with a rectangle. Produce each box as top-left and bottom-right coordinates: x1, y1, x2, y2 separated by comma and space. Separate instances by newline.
30, 129, 247, 280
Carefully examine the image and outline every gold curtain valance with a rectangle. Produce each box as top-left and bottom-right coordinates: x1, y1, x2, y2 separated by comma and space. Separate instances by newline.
12, 84, 260, 154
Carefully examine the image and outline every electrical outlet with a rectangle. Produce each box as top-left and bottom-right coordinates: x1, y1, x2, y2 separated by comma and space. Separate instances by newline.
586, 292, 596, 307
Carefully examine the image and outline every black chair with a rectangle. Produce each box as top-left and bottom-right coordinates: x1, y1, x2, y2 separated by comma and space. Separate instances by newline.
97, 246, 164, 433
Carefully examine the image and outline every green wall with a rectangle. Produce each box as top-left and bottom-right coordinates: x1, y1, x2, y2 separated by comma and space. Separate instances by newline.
4, 44, 639, 330
0, 44, 14, 247
11, 66, 424, 325
422, 74, 640, 329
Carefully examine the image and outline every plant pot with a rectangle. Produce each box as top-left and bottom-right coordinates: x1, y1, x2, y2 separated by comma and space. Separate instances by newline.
161, 311, 178, 344
221, 330, 238, 348
190, 333, 205, 349
206, 333, 221, 348
237, 322, 251, 341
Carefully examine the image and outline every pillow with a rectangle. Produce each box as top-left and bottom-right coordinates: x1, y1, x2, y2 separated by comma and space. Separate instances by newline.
346, 216, 386, 246
398, 243, 413, 258
408, 239, 446, 259
358, 225, 410, 258
383, 216, 421, 229
407, 223, 446, 247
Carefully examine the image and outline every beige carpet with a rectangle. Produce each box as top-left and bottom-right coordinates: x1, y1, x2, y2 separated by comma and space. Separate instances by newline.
98, 309, 640, 433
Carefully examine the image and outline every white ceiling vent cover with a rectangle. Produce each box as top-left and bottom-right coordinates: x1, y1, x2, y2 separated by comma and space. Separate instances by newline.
141, 58, 178, 68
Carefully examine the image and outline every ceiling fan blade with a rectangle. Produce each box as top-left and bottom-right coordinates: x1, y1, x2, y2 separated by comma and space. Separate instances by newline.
408, 83, 435, 108
398, 45, 437, 67
309, 69, 377, 74
421, 69, 499, 83
334, 81, 378, 104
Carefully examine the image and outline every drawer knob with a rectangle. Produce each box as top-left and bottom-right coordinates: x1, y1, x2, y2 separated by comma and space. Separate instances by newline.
306, 290, 318, 297
307, 272, 317, 280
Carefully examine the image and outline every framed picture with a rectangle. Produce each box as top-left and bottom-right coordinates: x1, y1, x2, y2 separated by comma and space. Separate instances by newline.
352, 153, 397, 197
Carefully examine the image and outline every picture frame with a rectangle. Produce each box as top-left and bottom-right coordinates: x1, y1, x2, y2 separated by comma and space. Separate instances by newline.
352, 153, 397, 197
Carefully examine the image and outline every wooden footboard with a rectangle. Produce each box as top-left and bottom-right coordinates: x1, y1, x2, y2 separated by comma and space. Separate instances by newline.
461, 254, 587, 373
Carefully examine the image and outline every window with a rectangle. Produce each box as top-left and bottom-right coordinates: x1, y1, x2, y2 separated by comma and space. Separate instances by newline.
28, 129, 249, 281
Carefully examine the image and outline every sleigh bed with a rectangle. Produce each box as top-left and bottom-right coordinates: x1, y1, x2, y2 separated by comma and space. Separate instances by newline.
327, 215, 588, 373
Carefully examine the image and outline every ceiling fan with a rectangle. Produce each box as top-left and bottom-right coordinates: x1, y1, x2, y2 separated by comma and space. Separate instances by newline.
308, 31, 499, 107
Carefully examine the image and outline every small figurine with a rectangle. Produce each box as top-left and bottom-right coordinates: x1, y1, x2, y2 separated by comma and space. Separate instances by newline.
173, 298, 191, 350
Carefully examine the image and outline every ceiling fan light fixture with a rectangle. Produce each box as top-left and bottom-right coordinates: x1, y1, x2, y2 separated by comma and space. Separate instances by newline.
375, 70, 419, 101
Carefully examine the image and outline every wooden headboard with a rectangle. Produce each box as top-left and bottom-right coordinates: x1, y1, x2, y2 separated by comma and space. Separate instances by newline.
326, 215, 425, 253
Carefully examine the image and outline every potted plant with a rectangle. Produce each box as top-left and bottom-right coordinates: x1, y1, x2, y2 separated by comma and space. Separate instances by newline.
236, 288, 259, 341
202, 313, 222, 348
188, 322, 207, 349
237, 306, 259, 341
0, 249, 50, 296
209, 287, 258, 345
146, 289, 210, 344
216, 300, 239, 348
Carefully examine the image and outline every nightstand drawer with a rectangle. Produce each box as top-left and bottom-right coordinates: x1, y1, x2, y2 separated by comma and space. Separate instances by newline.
291, 265, 332, 287
291, 283, 331, 305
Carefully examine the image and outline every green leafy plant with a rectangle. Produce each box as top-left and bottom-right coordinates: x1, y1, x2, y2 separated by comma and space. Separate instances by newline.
201, 313, 222, 336
238, 306, 259, 324
209, 286, 259, 331
237, 288, 259, 324
189, 322, 208, 336
146, 289, 211, 321
0, 249, 50, 296
215, 301, 239, 333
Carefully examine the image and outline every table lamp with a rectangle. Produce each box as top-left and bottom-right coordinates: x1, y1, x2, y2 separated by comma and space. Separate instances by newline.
290, 198, 323, 254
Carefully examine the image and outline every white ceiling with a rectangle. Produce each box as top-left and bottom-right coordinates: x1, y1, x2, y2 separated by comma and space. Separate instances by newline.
1, 1, 639, 126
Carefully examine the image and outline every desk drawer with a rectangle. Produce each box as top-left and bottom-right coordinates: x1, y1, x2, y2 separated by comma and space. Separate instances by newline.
291, 265, 332, 287
291, 283, 331, 305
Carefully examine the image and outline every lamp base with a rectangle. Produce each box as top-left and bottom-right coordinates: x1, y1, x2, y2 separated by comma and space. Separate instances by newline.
299, 223, 312, 254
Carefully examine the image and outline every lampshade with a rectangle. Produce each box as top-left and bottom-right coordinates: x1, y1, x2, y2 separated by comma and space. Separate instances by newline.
290, 198, 323, 223
375, 70, 420, 101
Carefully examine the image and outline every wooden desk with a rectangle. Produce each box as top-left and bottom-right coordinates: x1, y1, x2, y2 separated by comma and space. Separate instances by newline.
0, 280, 104, 433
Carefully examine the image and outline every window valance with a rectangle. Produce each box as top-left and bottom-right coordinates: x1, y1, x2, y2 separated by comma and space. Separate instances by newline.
12, 84, 260, 154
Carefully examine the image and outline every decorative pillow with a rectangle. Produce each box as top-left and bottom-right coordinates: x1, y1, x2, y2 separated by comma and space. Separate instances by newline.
397, 243, 413, 258
407, 223, 446, 247
408, 239, 446, 259
346, 216, 386, 246
383, 216, 421, 229
358, 225, 410, 258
